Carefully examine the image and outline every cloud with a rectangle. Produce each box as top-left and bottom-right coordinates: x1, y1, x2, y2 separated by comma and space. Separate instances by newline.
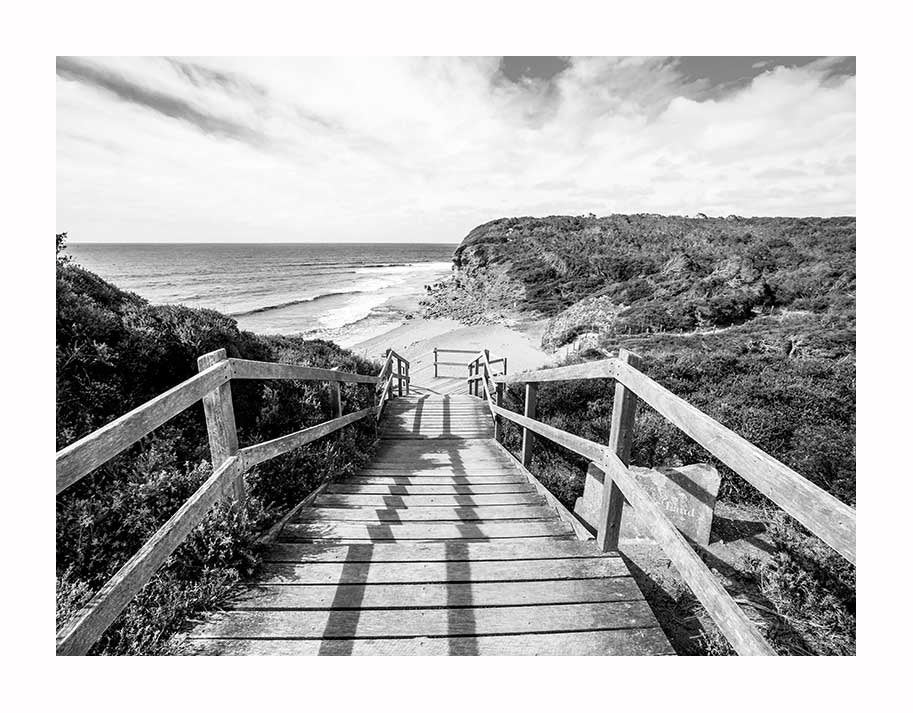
56, 57, 855, 243
56, 56, 266, 146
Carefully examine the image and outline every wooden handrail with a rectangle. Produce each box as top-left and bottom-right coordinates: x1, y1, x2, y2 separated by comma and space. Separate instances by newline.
56, 360, 232, 495
611, 358, 855, 563
474, 344, 857, 653
56, 348, 391, 655
376, 374, 395, 420
240, 408, 375, 469
490, 402, 774, 655
56, 455, 243, 655
230, 358, 378, 384
493, 359, 616, 385
494, 355, 855, 565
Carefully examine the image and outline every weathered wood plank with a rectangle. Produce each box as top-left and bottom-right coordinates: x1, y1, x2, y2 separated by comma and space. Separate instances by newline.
224, 578, 644, 610
314, 493, 546, 508
378, 434, 494, 440
360, 465, 520, 474
263, 539, 609, 563
56, 359, 231, 494
362, 464, 519, 472
229, 358, 378, 384
325, 483, 538, 495
190, 600, 657, 639
611, 358, 856, 563
295, 505, 557, 522
239, 408, 373, 469
384, 407, 488, 412
379, 429, 495, 435
345, 476, 529, 485
494, 360, 617, 385
56, 456, 243, 655
369, 451, 514, 458
185, 627, 672, 656
257, 556, 631, 584
280, 520, 573, 541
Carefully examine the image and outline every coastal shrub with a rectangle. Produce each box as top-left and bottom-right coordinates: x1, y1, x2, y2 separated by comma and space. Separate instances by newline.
426, 215, 855, 339
497, 312, 855, 655
56, 238, 381, 654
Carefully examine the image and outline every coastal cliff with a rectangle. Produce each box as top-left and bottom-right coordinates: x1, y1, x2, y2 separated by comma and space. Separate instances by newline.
422, 214, 856, 354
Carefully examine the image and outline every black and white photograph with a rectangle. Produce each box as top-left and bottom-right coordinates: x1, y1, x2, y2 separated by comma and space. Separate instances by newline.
52, 52, 858, 661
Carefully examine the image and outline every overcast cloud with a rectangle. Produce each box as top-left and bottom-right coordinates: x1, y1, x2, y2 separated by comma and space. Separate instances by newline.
56, 56, 855, 243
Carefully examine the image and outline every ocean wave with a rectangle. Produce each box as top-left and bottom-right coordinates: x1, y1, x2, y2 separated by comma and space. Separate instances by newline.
286, 261, 408, 269
229, 291, 364, 317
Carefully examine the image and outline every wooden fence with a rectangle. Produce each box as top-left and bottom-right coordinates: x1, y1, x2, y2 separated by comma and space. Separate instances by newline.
465, 348, 856, 656
55, 348, 407, 655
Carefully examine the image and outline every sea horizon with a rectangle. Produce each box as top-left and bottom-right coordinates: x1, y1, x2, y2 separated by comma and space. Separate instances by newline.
67, 242, 457, 347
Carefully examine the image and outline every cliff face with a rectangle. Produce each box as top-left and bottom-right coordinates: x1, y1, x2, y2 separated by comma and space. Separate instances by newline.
422, 214, 856, 351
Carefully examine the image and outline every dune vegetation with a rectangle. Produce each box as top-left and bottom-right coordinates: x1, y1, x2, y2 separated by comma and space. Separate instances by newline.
56, 234, 380, 654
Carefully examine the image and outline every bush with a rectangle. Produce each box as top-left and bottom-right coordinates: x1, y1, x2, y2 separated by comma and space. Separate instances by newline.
56, 244, 381, 654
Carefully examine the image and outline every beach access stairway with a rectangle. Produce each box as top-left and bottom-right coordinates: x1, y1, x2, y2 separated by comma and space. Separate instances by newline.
56, 346, 856, 656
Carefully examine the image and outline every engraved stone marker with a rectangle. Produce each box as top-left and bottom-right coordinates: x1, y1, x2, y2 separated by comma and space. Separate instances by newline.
574, 462, 721, 546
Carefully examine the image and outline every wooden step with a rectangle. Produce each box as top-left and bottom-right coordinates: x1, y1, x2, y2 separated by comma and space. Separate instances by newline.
357, 469, 520, 477
222, 577, 645, 610
255, 556, 631, 584
314, 493, 546, 507
378, 434, 494, 440
279, 520, 574, 541
263, 539, 610, 563
189, 600, 659, 639
325, 483, 538, 495
345, 476, 528, 485
184, 426, 673, 656
187, 627, 672, 656
295, 505, 557, 522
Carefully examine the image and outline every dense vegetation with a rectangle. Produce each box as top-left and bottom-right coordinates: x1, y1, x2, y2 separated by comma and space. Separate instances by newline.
424, 214, 854, 341
56, 235, 380, 654
426, 215, 856, 655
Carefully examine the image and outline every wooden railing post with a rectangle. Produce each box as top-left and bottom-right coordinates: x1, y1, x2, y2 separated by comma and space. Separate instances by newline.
433, 348, 438, 378
596, 348, 642, 551
197, 349, 243, 500
494, 382, 504, 440
521, 382, 538, 467
333, 382, 343, 419
405, 360, 410, 395
397, 357, 403, 397
329, 366, 343, 418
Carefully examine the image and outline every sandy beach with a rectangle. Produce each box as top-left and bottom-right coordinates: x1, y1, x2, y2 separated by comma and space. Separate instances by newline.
350, 316, 556, 387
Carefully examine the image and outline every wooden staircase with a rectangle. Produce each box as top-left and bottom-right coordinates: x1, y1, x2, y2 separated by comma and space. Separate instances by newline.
57, 345, 855, 656
184, 390, 673, 655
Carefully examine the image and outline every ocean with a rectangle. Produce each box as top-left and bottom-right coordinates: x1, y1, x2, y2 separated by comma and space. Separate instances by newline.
67, 243, 455, 347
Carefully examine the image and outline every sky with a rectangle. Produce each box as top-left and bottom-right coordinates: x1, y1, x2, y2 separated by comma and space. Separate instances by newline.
56, 56, 856, 244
